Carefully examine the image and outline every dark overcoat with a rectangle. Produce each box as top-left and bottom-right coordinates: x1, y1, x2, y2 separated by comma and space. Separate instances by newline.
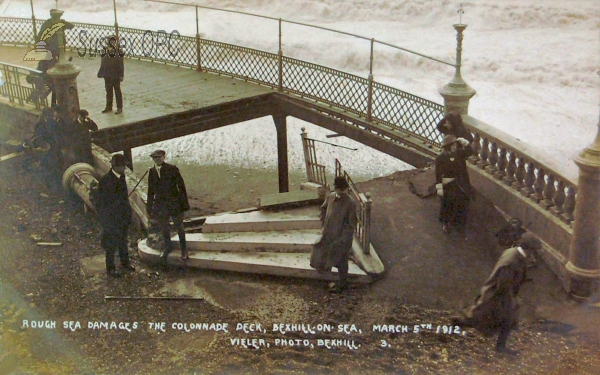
462, 247, 529, 335
146, 163, 190, 217
96, 170, 132, 231
435, 146, 474, 225
97, 49, 125, 79
310, 192, 357, 273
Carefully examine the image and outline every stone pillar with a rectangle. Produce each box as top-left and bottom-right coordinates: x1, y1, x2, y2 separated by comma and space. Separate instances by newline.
566, 107, 600, 300
438, 24, 476, 115
273, 113, 289, 193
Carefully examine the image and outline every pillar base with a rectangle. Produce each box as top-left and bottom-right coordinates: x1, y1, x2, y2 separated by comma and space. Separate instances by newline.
438, 83, 476, 116
565, 261, 600, 300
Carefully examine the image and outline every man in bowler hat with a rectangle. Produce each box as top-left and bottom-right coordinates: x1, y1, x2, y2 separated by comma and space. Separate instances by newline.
96, 154, 134, 277
310, 176, 357, 293
146, 150, 190, 262
453, 233, 542, 354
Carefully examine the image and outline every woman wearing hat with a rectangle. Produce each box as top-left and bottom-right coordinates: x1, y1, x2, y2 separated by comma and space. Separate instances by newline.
434, 134, 474, 234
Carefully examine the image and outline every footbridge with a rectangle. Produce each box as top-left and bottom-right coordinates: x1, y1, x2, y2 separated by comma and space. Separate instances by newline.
1, 8, 598, 298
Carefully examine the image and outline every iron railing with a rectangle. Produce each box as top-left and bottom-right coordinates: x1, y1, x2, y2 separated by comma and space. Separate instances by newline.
335, 159, 372, 255
0, 62, 47, 109
0, 16, 444, 145
0, 16, 580, 235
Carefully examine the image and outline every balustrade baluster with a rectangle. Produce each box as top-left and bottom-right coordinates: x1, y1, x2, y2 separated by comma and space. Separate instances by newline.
468, 133, 481, 165
520, 161, 535, 197
494, 147, 508, 180
476, 137, 490, 169
484, 142, 499, 175
503, 150, 517, 186
513, 156, 525, 190
531, 167, 545, 203
561, 186, 576, 224
541, 174, 556, 210
550, 179, 566, 216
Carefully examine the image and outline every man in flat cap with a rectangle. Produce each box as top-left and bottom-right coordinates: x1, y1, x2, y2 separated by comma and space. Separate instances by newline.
453, 232, 542, 354
310, 176, 357, 293
95, 153, 134, 278
146, 150, 190, 262
435, 134, 473, 234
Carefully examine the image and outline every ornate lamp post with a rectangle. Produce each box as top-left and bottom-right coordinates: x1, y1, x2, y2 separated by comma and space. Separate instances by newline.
438, 22, 476, 115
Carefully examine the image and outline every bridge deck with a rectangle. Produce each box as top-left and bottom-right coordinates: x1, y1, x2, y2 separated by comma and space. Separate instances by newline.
0, 45, 274, 131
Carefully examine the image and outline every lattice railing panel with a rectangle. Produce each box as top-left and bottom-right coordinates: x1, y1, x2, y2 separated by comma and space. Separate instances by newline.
283, 57, 369, 116
200, 40, 279, 87
372, 82, 445, 146
0, 17, 38, 45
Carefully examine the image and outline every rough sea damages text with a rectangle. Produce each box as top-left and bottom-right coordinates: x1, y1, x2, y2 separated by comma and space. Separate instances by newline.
20, 320, 466, 350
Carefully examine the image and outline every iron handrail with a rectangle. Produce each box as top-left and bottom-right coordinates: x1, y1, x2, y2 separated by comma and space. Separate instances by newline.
143, 0, 455, 67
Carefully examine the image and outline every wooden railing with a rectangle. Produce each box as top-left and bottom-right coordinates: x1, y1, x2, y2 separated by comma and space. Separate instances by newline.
335, 159, 372, 255
300, 128, 327, 187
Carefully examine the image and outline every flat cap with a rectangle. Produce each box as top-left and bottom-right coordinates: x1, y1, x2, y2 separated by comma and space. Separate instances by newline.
150, 149, 166, 158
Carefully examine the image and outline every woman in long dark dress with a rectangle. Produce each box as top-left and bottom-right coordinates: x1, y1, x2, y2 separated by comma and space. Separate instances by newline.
435, 134, 474, 234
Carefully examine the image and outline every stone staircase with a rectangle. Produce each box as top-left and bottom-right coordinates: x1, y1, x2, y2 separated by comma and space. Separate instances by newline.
138, 191, 384, 283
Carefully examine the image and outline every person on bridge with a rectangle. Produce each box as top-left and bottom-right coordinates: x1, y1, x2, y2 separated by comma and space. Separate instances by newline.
146, 150, 190, 263
452, 233, 541, 354
436, 112, 473, 143
310, 176, 357, 293
96, 154, 135, 278
97, 36, 125, 115
435, 134, 474, 234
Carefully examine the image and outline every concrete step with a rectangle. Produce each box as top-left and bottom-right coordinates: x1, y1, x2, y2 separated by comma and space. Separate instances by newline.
202, 208, 321, 233
185, 230, 321, 253
258, 189, 322, 210
138, 239, 372, 283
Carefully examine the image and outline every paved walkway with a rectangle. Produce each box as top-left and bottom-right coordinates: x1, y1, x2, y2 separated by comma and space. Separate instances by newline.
356, 169, 600, 342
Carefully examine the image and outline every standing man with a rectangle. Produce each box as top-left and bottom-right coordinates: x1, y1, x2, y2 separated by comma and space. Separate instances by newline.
146, 150, 190, 262
310, 176, 357, 293
435, 134, 474, 234
97, 36, 124, 114
95, 154, 134, 278
453, 233, 542, 354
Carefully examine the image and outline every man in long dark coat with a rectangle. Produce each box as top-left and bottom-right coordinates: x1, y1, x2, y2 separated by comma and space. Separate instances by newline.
96, 154, 134, 278
453, 233, 541, 354
97, 36, 125, 114
310, 176, 357, 293
435, 134, 474, 234
146, 150, 190, 262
